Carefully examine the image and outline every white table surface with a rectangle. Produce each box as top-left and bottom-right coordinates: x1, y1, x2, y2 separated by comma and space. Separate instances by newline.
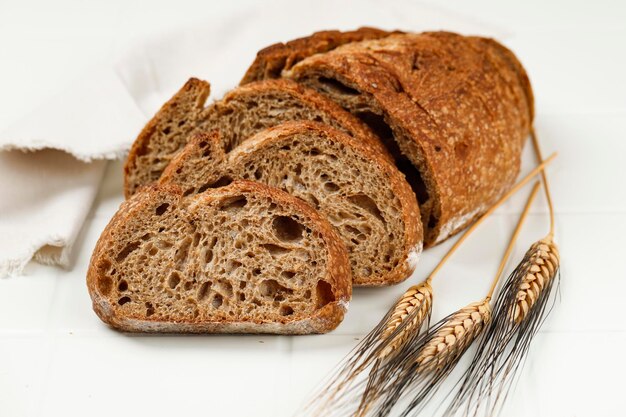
1, 1, 625, 416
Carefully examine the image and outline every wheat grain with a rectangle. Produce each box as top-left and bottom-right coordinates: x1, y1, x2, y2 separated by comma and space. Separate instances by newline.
513, 236, 560, 323
379, 281, 433, 359
416, 299, 492, 372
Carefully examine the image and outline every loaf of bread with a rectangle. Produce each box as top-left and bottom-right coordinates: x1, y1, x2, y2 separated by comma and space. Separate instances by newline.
124, 78, 389, 197
87, 181, 351, 333
159, 121, 423, 286
243, 31, 533, 246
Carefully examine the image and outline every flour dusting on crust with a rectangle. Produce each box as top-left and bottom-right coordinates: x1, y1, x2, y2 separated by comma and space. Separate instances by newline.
406, 242, 423, 273
435, 207, 484, 244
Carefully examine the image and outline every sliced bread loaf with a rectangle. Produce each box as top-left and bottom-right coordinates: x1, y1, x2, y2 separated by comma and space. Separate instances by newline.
159, 121, 423, 286
87, 181, 351, 334
247, 31, 532, 246
124, 78, 390, 197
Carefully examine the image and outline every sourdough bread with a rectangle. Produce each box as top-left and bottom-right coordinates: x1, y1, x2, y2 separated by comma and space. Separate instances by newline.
160, 121, 423, 286
247, 31, 532, 246
87, 181, 351, 334
124, 78, 389, 197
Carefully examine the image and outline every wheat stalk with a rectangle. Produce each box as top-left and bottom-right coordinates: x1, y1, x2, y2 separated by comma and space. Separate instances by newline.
513, 235, 560, 323
379, 281, 433, 359
417, 299, 492, 372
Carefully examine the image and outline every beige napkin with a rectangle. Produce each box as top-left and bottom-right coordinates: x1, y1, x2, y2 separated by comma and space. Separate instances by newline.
0, 0, 505, 277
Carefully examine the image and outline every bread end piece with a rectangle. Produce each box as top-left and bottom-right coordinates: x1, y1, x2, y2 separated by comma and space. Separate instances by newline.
88, 181, 351, 334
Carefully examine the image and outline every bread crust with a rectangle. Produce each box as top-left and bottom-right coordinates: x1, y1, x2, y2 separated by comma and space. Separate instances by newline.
124, 78, 391, 198
240, 27, 398, 85
284, 31, 533, 246
87, 181, 351, 334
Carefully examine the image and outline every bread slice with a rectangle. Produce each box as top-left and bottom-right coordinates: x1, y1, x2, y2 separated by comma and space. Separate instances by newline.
276, 32, 532, 246
240, 27, 398, 84
159, 121, 423, 286
87, 181, 351, 334
124, 78, 390, 198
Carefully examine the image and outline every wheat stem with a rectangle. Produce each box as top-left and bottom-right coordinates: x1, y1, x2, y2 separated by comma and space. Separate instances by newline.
487, 182, 541, 300
530, 128, 555, 236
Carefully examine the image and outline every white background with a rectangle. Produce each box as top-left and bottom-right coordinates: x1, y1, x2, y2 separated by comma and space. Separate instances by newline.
1, 0, 625, 416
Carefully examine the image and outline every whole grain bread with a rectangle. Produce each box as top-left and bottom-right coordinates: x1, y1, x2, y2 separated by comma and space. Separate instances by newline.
124, 78, 390, 197
160, 121, 423, 286
240, 27, 398, 84
87, 181, 351, 334
250, 31, 532, 246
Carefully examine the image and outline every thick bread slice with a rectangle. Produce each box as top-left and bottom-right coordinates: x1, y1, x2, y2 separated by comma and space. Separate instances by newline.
159, 121, 423, 286
282, 31, 533, 246
240, 27, 398, 84
124, 78, 390, 198
87, 181, 351, 334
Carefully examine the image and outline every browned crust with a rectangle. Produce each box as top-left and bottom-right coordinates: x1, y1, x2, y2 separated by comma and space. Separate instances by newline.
240, 27, 399, 85
228, 121, 423, 286
124, 78, 391, 198
87, 181, 352, 334
124, 78, 211, 198
284, 31, 532, 246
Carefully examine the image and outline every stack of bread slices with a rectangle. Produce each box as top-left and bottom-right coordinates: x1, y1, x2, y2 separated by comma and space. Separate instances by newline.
88, 29, 533, 334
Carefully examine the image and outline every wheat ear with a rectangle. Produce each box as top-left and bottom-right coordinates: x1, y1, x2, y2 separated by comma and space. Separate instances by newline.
417, 299, 492, 372
444, 130, 561, 417
513, 236, 560, 323
379, 281, 433, 359
355, 183, 543, 417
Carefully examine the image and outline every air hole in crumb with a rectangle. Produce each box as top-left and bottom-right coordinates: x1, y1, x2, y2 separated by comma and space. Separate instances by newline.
434, 145, 442, 152
212, 176, 233, 188
259, 279, 293, 298
239, 293, 246, 301
348, 194, 384, 223
184, 281, 193, 291
324, 182, 340, 192
145, 302, 155, 316
315, 281, 335, 309
118, 280, 128, 292
197, 183, 212, 194
155, 203, 169, 216
168, 271, 181, 289
118, 296, 131, 306
218, 196, 247, 212
212, 294, 223, 308
281, 271, 296, 279
239, 281, 247, 289
253, 268, 262, 276
199, 141, 208, 148
304, 290, 312, 299
262, 244, 290, 256
197, 282, 211, 301
116, 241, 140, 262
254, 169, 262, 180
204, 249, 214, 265
310, 148, 321, 156
272, 216, 304, 242
280, 305, 294, 316
141, 233, 152, 241
162, 127, 171, 135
